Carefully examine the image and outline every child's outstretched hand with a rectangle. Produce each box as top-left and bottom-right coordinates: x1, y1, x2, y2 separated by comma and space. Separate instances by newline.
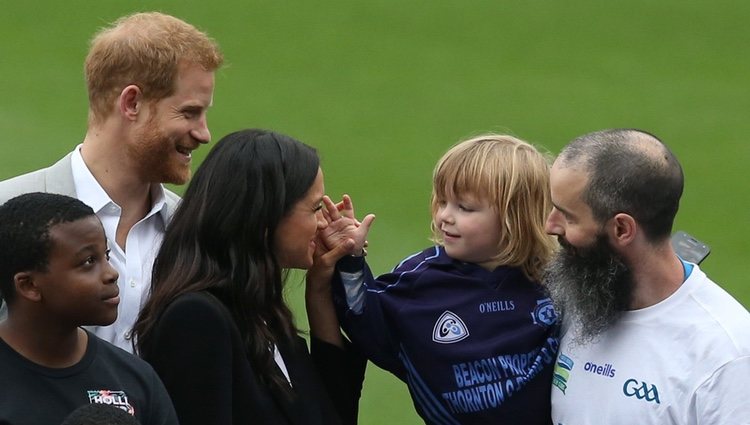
305, 195, 374, 347
319, 194, 375, 257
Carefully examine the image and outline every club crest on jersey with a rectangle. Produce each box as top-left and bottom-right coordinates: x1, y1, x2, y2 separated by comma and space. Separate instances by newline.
432, 310, 469, 344
531, 297, 557, 328
553, 353, 574, 394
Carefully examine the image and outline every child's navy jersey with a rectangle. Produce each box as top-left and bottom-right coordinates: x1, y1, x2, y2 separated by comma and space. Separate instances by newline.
334, 246, 559, 425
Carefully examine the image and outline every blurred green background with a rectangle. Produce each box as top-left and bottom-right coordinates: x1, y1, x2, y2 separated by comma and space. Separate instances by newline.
1, 1, 748, 423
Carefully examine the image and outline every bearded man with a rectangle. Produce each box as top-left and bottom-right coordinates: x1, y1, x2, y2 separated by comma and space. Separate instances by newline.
544, 129, 750, 424
0, 12, 223, 352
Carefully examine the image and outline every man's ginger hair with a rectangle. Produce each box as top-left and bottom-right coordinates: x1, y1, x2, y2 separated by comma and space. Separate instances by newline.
85, 12, 223, 125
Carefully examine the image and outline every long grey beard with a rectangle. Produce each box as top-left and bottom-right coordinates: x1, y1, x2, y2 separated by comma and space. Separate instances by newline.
543, 235, 633, 346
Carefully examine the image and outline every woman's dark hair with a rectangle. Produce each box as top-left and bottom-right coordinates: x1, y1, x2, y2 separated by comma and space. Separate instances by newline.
133, 129, 320, 395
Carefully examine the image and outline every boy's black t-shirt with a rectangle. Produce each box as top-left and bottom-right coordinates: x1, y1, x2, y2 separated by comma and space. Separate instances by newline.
0, 329, 177, 425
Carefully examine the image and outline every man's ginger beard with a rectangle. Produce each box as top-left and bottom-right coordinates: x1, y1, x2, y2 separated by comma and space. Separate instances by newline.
129, 110, 191, 185
544, 233, 633, 345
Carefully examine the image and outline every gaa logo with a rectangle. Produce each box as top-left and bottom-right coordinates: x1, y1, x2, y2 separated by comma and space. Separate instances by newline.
622, 379, 660, 404
432, 311, 469, 344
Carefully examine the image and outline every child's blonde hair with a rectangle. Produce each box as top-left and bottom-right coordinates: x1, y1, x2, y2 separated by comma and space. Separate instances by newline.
430, 134, 557, 282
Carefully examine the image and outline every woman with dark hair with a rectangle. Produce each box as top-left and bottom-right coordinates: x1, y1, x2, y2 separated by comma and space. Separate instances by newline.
132, 129, 364, 425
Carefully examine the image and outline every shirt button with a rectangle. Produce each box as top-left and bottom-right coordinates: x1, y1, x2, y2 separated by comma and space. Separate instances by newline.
130, 279, 136, 288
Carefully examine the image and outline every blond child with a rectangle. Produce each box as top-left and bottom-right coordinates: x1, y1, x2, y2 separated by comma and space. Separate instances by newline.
319, 134, 559, 424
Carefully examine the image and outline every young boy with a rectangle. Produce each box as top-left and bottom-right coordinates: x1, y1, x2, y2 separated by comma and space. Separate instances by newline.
313, 135, 559, 424
0, 193, 177, 425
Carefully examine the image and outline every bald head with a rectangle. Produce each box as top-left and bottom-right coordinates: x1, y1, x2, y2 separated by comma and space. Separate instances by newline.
555, 129, 684, 242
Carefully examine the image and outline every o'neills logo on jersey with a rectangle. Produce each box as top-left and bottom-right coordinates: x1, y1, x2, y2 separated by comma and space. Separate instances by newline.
87, 390, 135, 415
583, 361, 616, 378
432, 310, 469, 344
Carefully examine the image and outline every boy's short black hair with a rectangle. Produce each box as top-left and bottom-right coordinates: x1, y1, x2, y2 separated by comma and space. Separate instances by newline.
0, 193, 95, 304
60, 403, 141, 425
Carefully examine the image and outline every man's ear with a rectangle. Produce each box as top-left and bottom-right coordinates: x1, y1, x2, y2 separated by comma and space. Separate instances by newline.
13, 271, 42, 302
118, 85, 143, 121
610, 212, 637, 247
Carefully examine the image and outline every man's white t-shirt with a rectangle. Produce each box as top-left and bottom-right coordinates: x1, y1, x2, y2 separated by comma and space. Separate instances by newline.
72, 146, 169, 353
551, 263, 750, 425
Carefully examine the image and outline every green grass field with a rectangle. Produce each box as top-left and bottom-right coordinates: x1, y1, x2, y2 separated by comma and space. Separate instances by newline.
1, 1, 748, 423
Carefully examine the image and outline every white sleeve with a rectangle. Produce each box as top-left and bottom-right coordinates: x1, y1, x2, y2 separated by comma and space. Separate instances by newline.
691, 356, 750, 424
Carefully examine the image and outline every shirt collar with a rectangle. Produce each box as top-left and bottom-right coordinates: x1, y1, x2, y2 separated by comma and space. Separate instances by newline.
434, 245, 528, 283
71, 145, 170, 224
149, 184, 170, 224
71, 145, 113, 213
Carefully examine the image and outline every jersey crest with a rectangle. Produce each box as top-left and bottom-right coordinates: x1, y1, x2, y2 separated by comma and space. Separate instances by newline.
432, 310, 469, 344
531, 297, 557, 328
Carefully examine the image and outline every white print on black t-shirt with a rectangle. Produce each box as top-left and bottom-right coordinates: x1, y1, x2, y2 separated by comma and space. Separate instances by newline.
87, 390, 135, 415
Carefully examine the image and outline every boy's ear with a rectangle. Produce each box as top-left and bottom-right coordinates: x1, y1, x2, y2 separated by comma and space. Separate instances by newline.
14, 271, 42, 302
